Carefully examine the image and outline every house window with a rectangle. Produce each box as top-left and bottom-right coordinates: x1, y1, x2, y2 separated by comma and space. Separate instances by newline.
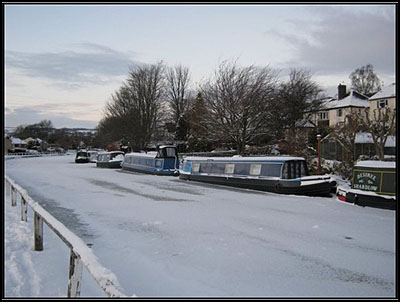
337, 109, 343, 117
319, 111, 328, 120
377, 99, 388, 108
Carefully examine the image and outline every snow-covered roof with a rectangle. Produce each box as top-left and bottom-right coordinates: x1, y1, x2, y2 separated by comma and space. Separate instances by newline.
125, 152, 158, 158
354, 133, 396, 147
183, 156, 305, 162
10, 137, 27, 145
369, 83, 396, 100
355, 160, 396, 169
324, 90, 369, 109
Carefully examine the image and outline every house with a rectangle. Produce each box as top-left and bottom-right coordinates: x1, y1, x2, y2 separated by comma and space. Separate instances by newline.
368, 82, 396, 117
311, 84, 370, 128
7, 136, 28, 153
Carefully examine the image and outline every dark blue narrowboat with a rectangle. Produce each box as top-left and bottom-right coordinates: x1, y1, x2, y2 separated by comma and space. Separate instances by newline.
121, 145, 179, 176
96, 151, 125, 168
179, 156, 336, 196
337, 161, 396, 210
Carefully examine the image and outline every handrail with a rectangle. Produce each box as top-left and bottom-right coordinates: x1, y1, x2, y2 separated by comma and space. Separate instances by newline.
5, 175, 128, 298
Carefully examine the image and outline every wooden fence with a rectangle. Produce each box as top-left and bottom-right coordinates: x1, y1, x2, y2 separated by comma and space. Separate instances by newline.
5, 175, 127, 298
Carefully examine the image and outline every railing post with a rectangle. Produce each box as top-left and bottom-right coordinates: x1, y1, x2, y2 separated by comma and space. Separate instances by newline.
67, 250, 83, 298
34, 213, 43, 251
21, 196, 28, 222
11, 186, 17, 207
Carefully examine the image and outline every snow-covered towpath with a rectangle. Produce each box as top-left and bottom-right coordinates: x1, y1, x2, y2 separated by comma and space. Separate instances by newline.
5, 154, 395, 297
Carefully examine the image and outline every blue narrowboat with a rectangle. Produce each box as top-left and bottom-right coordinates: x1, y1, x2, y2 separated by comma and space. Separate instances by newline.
121, 145, 179, 176
179, 156, 336, 196
96, 151, 125, 168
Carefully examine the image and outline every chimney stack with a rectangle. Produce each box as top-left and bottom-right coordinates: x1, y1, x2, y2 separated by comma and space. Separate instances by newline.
338, 84, 346, 100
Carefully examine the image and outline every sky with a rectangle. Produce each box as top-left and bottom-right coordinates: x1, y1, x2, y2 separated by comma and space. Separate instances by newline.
4, 4, 396, 129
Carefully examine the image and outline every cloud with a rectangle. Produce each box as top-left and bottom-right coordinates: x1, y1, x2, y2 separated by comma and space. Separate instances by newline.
5, 43, 137, 88
269, 6, 395, 77
5, 106, 98, 129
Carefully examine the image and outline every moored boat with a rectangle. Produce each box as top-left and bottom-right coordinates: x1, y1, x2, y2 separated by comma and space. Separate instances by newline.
337, 160, 396, 210
179, 156, 336, 196
96, 151, 125, 168
121, 145, 179, 176
75, 150, 90, 163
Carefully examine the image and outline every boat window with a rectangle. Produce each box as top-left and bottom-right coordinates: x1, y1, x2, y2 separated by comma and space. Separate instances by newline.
192, 163, 200, 173
225, 163, 235, 174
211, 163, 225, 174
250, 164, 262, 176
282, 161, 308, 179
199, 163, 211, 173
234, 163, 250, 176
155, 159, 163, 168
261, 164, 282, 177
165, 148, 176, 157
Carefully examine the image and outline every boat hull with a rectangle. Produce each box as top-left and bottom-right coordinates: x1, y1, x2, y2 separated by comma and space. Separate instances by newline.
346, 191, 396, 210
179, 174, 334, 197
121, 164, 178, 176
96, 161, 122, 169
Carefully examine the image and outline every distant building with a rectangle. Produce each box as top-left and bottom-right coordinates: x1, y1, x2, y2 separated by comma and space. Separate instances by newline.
368, 83, 396, 118
311, 84, 370, 128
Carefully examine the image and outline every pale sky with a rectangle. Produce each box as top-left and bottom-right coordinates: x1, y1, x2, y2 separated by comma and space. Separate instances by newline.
4, 4, 396, 128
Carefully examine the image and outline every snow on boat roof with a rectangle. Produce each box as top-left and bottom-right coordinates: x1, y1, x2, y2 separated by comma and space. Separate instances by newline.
125, 152, 158, 158
183, 156, 305, 162
98, 151, 124, 155
355, 161, 396, 169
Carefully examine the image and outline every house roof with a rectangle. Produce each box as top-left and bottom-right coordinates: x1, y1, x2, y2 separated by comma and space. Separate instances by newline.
323, 90, 369, 109
322, 132, 396, 147
369, 83, 396, 100
354, 132, 396, 147
10, 137, 27, 145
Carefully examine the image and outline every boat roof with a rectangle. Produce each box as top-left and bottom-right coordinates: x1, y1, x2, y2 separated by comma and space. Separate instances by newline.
183, 156, 305, 162
98, 151, 125, 155
355, 160, 396, 169
125, 152, 158, 158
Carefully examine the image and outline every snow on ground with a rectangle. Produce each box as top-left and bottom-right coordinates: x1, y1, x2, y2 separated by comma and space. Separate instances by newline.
4, 154, 396, 297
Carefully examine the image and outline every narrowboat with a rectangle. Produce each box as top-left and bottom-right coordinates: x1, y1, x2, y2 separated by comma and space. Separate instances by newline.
96, 151, 125, 168
179, 156, 336, 196
121, 145, 179, 176
75, 150, 90, 163
338, 161, 396, 210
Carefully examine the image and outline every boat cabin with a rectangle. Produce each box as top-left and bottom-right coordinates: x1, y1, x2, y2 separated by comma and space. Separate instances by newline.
343, 161, 396, 210
121, 145, 179, 175
96, 151, 125, 168
179, 156, 336, 196
75, 150, 89, 163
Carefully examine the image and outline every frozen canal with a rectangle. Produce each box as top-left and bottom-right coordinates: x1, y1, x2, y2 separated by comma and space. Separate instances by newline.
5, 154, 396, 297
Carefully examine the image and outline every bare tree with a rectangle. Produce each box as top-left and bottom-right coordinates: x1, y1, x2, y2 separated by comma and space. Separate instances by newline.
200, 61, 278, 154
166, 65, 192, 125
276, 69, 327, 155
349, 64, 382, 97
329, 114, 368, 179
364, 107, 396, 160
100, 62, 166, 150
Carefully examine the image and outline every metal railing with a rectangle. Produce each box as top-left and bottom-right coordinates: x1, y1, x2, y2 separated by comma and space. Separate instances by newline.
5, 176, 127, 298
